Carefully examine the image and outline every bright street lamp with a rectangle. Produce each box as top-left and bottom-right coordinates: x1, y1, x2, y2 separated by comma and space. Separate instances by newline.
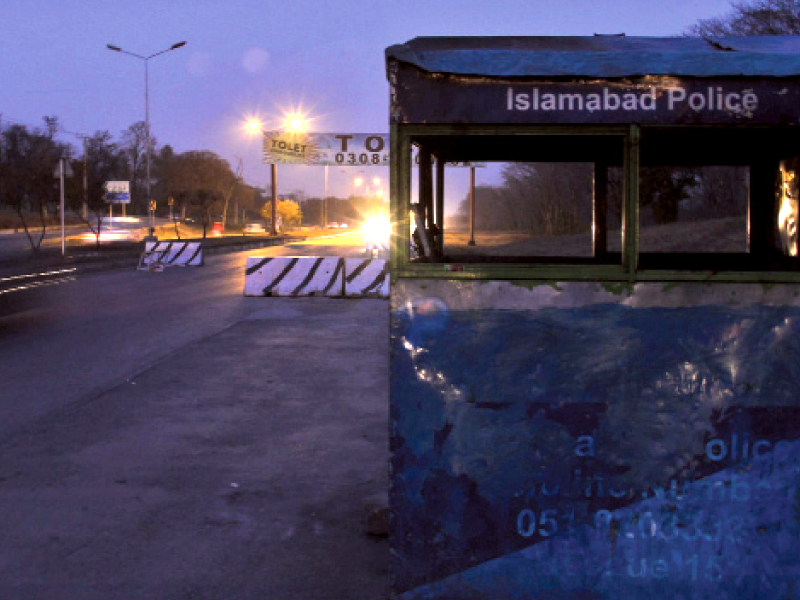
283, 112, 307, 133
244, 118, 263, 136
107, 41, 187, 229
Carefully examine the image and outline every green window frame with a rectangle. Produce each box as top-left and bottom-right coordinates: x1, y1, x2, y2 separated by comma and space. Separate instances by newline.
390, 123, 800, 284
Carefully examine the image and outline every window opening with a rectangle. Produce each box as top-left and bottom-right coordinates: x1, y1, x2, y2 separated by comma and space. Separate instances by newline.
637, 128, 800, 272
408, 134, 624, 265
638, 166, 749, 254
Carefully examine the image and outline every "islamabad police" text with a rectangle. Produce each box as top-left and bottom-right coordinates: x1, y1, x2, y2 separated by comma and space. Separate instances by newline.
506, 86, 759, 113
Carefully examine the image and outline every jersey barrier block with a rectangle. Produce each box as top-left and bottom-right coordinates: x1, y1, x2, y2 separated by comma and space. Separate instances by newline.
244, 256, 345, 297
138, 241, 204, 270
344, 258, 389, 298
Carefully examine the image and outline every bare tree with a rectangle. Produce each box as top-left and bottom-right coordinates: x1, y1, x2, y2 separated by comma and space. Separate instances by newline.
688, 0, 800, 36
121, 121, 156, 214
65, 131, 129, 247
498, 163, 592, 234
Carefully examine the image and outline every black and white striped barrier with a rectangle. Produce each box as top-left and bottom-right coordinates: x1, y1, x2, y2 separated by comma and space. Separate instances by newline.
344, 258, 389, 298
244, 257, 345, 297
244, 256, 389, 298
138, 241, 204, 270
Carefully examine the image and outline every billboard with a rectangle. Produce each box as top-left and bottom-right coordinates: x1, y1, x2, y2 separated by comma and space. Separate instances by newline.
262, 132, 480, 167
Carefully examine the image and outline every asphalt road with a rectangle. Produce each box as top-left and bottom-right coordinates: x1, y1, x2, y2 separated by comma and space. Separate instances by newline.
0, 234, 390, 599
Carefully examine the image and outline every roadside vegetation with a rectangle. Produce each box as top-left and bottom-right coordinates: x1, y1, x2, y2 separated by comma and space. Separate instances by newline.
0, 116, 387, 252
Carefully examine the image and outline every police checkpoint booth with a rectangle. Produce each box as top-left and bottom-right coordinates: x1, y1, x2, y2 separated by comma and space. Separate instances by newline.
386, 36, 800, 599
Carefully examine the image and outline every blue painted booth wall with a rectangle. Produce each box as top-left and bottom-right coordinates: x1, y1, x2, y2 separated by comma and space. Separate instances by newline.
389, 280, 800, 600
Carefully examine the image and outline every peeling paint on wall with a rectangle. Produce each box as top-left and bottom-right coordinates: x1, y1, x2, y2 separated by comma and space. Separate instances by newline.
390, 280, 800, 599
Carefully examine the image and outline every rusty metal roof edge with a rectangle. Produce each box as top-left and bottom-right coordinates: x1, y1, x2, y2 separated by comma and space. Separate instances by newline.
385, 35, 800, 79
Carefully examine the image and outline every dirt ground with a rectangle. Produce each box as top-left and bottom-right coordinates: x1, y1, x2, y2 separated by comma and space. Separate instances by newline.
444, 217, 747, 257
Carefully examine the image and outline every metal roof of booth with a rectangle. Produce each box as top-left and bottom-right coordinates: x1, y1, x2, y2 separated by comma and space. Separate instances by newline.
385, 35, 800, 78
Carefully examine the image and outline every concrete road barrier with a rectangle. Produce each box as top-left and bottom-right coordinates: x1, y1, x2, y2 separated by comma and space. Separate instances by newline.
244, 256, 390, 298
138, 241, 204, 270
345, 258, 389, 298
244, 256, 345, 297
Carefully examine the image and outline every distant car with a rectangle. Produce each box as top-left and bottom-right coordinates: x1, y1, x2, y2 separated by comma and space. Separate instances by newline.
339, 223, 349, 228
327, 222, 339, 229
243, 223, 266, 234
78, 228, 139, 243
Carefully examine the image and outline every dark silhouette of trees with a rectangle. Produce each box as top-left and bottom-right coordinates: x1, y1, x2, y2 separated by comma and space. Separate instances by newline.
453, 164, 592, 234
65, 131, 129, 246
0, 117, 70, 250
688, 0, 800, 36
640, 168, 699, 225
0, 118, 266, 244
120, 121, 155, 214
161, 151, 238, 238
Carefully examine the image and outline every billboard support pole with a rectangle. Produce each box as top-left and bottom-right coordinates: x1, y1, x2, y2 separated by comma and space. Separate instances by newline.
271, 163, 278, 235
82, 137, 88, 221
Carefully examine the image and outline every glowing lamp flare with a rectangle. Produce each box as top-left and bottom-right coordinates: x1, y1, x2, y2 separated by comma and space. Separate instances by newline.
363, 216, 391, 246
244, 118, 263, 136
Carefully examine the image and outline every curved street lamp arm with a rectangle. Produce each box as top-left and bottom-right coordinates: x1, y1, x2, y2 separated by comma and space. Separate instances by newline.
106, 41, 187, 61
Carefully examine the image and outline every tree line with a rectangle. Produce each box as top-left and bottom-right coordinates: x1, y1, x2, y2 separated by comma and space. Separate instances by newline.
451, 163, 749, 236
0, 116, 272, 244
0, 116, 390, 248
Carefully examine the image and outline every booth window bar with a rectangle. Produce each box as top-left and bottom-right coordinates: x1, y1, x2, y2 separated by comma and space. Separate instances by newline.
393, 126, 800, 280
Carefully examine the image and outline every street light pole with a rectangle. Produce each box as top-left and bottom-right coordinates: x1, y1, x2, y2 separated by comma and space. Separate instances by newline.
59, 158, 66, 256
53, 157, 73, 256
145, 56, 151, 227
107, 41, 187, 229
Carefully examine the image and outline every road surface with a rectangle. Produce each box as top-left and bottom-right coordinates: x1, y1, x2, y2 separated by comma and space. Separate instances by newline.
0, 234, 390, 600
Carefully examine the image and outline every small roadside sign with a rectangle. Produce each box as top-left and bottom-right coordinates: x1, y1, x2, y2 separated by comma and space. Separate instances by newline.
104, 181, 130, 204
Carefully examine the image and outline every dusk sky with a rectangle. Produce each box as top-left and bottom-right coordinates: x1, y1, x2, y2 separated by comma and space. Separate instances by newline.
3, 0, 733, 213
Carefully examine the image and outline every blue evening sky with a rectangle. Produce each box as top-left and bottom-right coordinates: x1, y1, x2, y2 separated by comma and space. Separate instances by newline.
2, 0, 732, 211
